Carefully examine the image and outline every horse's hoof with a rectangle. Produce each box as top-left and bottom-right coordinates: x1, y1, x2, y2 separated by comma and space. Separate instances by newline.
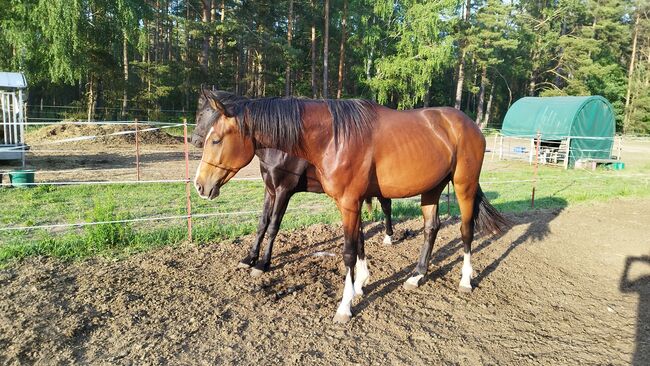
332, 312, 351, 324
382, 235, 393, 245
237, 261, 251, 269
458, 285, 472, 293
250, 267, 265, 277
403, 275, 423, 290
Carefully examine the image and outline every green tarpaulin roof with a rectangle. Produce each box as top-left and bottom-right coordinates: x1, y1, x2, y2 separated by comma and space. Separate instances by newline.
501, 96, 616, 164
501, 96, 614, 140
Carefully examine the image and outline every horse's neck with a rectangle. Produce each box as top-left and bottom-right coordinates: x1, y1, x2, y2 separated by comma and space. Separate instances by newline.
293, 103, 335, 166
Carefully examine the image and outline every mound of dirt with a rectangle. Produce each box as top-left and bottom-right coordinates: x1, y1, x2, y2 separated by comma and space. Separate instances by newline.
26, 123, 183, 146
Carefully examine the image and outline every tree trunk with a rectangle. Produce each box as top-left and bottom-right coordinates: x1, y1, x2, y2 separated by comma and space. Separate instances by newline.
285, 0, 294, 96
87, 76, 95, 122
454, 0, 471, 109
623, 12, 640, 132
311, 1, 318, 98
366, 46, 374, 82
121, 31, 129, 117
184, 2, 190, 111
454, 50, 466, 109
235, 41, 242, 95
257, 51, 264, 97
247, 49, 255, 96
475, 65, 487, 125
336, 0, 348, 98
200, 0, 211, 75
482, 80, 495, 128
154, 0, 160, 62
323, 0, 329, 98
466, 58, 475, 112
219, 0, 226, 65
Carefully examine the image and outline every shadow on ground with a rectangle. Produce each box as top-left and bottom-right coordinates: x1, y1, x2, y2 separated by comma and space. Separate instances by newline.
620, 255, 650, 366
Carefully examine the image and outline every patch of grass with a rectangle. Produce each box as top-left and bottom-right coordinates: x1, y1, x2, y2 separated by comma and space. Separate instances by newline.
1, 160, 649, 265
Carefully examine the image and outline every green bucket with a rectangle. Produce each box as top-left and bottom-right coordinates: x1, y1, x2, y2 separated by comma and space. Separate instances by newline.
9, 169, 35, 188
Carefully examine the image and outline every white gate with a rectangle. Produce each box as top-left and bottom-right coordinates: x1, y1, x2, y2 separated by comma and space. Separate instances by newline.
0, 72, 27, 162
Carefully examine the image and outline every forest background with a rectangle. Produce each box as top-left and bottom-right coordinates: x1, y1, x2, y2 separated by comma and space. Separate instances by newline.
1, 0, 649, 133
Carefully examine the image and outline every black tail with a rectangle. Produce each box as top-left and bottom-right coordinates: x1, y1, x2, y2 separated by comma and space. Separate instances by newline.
473, 185, 511, 236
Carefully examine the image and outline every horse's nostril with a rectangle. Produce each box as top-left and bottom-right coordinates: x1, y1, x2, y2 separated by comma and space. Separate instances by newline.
196, 183, 204, 196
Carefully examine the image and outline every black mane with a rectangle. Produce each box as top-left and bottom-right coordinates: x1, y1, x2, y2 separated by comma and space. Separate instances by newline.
208, 91, 378, 151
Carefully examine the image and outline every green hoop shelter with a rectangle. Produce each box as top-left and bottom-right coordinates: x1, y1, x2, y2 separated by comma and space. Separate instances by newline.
501, 96, 615, 166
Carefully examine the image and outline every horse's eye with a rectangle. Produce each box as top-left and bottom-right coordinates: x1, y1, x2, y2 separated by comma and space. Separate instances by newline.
212, 139, 221, 145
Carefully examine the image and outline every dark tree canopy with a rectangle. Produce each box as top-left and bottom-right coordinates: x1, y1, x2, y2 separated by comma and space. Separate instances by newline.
0, 0, 647, 133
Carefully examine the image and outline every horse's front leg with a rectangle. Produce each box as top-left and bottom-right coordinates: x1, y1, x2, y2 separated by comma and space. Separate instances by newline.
238, 189, 274, 269
250, 189, 292, 277
333, 200, 363, 324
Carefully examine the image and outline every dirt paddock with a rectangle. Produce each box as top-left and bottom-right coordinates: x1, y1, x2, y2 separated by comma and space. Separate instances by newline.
1, 199, 649, 365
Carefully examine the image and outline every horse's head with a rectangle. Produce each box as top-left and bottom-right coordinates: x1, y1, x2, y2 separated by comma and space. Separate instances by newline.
191, 87, 222, 148
193, 93, 255, 200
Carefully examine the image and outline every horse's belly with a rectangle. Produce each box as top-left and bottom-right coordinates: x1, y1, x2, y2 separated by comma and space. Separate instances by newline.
375, 158, 449, 198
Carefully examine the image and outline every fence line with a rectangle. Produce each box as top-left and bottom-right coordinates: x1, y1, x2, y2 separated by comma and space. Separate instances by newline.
27, 104, 192, 113
21, 120, 195, 126
3, 123, 649, 239
0, 176, 265, 186
0, 207, 314, 233
4, 173, 648, 187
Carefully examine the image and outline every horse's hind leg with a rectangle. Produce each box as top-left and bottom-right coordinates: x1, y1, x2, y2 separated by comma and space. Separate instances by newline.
239, 189, 274, 269
404, 183, 446, 290
354, 214, 369, 296
250, 189, 292, 277
378, 197, 394, 245
454, 181, 479, 293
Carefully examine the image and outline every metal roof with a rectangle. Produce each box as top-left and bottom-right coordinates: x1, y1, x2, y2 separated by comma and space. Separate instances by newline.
0, 72, 27, 89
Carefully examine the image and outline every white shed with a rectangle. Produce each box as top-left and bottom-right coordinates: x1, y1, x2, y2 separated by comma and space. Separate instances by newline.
0, 71, 27, 162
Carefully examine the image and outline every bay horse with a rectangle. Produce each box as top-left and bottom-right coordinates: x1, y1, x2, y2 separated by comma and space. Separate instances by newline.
194, 94, 508, 323
191, 89, 394, 277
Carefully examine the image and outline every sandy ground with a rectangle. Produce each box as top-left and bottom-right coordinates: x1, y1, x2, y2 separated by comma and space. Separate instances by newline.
0, 198, 648, 365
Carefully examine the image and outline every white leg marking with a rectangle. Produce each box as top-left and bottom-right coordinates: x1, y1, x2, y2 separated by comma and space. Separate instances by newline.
459, 252, 473, 290
383, 235, 393, 245
405, 274, 424, 288
335, 269, 356, 319
354, 258, 369, 296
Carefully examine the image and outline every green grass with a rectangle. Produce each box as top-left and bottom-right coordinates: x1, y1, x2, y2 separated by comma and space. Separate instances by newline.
1, 160, 649, 265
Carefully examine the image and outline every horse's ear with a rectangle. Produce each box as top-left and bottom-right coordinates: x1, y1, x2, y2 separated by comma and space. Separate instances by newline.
201, 86, 211, 101
207, 94, 232, 117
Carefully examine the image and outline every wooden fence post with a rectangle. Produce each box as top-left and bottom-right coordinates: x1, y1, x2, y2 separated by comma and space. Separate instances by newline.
135, 118, 141, 181
531, 131, 541, 208
564, 137, 571, 170
183, 118, 193, 242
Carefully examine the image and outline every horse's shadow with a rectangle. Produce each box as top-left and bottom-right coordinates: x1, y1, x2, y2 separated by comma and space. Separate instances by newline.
354, 194, 568, 314
620, 255, 650, 366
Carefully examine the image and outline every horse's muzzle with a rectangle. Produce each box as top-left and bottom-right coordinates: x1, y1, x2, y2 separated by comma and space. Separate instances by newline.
191, 134, 205, 148
195, 181, 220, 200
